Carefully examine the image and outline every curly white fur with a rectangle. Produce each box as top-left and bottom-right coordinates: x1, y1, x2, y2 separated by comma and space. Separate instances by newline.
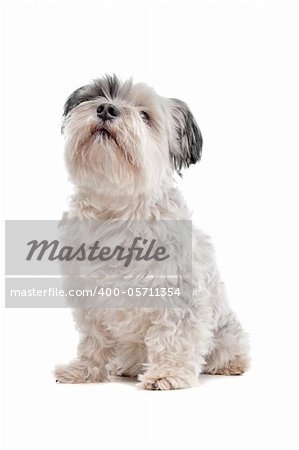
55, 75, 250, 390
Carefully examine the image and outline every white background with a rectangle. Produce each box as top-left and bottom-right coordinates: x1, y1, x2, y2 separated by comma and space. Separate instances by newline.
1, 0, 299, 449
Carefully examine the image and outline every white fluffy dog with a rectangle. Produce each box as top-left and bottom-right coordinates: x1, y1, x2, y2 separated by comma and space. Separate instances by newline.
55, 75, 249, 390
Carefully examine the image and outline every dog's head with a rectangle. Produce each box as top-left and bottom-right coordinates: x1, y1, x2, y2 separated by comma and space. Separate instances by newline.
62, 75, 202, 196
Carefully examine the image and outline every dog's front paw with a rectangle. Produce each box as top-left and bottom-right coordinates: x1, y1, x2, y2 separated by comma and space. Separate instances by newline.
138, 372, 198, 390
54, 360, 108, 384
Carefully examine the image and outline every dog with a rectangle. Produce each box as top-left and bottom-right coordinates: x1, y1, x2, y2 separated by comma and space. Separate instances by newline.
54, 75, 249, 390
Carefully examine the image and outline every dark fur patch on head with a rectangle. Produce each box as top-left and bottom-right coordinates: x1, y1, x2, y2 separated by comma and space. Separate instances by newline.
105, 74, 120, 98
63, 85, 90, 117
170, 99, 203, 172
63, 74, 120, 117
91, 74, 120, 100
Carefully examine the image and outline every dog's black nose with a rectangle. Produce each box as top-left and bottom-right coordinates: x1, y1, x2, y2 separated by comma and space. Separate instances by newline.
97, 103, 120, 121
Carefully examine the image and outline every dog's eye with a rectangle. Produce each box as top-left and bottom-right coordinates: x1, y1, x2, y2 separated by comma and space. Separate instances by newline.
140, 111, 150, 124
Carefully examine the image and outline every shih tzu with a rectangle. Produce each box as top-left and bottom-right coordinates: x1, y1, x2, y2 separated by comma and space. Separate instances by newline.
54, 75, 249, 390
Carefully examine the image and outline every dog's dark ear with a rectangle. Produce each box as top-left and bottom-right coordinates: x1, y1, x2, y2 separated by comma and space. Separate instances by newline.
169, 98, 203, 172
63, 86, 88, 117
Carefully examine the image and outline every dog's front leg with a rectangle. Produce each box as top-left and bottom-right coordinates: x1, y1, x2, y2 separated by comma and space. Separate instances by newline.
55, 332, 114, 384
138, 310, 209, 390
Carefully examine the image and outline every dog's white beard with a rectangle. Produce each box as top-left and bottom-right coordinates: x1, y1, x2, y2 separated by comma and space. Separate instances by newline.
63, 101, 173, 209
